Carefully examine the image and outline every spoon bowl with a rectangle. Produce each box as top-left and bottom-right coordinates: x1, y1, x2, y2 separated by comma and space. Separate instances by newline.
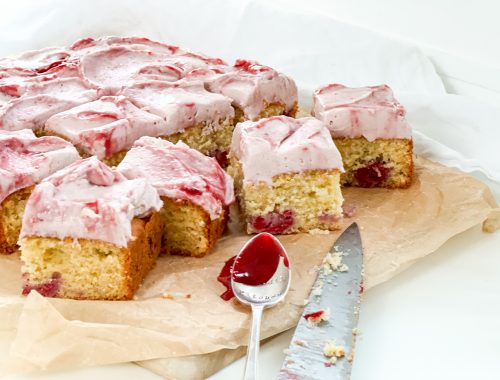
231, 232, 291, 380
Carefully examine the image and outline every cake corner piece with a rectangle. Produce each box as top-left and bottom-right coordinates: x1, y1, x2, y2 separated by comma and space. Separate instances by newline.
312, 83, 413, 189
19, 156, 163, 300
0, 129, 80, 254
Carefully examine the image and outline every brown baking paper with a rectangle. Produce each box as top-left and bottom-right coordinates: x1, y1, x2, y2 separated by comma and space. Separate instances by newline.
0, 156, 498, 379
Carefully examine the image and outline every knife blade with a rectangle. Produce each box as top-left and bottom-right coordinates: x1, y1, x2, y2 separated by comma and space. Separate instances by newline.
278, 222, 364, 380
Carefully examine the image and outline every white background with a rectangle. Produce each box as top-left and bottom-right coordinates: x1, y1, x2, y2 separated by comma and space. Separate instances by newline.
1, 1, 500, 379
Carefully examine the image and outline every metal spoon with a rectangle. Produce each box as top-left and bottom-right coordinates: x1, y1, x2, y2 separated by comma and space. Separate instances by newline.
231, 233, 292, 380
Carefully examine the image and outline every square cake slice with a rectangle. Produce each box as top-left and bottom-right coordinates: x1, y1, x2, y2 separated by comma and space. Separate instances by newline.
0, 129, 80, 254
44, 96, 167, 166
228, 116, 344, 234
19, 156, 163, 300
187, 59, 298, 123
118, 137, 234, 257
313, 84, 413, 188
120, 80, 235, 164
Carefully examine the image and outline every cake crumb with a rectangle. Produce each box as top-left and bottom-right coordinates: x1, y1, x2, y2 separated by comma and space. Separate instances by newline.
483, 210, 500, 233
342, 205, 357, 218
311, 280, 324, 297
352, 328, 358, 336
348, 353, 354, 363
322, 251, 349, 274
304, 308, 330, 326
186, 294, 192, 299
294, 339, 309, 347
283, 348, 292, 355
338, 263, 349, 272
308, 228, 331, 235
323, 341, 345, 359
303, 298, 309, 306
162, 293, 174, 300
326, 356, 338, 365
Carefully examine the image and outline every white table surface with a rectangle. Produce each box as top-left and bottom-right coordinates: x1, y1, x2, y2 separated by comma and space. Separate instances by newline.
5, 176, 499, 380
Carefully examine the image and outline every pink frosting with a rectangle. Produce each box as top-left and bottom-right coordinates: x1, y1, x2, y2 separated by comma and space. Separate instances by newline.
120, 80, 234, 134
187, 59, 298, 120
0, 47, 70, 75
45, 96, 166, 159
1, 36, 297, 149
118, 137, 234, 220
79, 46, 178, 93
231, 116, 344, 184
0, 129, 80, 203
0, 78, 98, 132
70, 36, 180, 56
312, 84, 412, 142
20, 156, 162, 247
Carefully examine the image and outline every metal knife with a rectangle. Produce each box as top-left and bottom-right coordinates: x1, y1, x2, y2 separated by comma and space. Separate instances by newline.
278, 222, 364, 380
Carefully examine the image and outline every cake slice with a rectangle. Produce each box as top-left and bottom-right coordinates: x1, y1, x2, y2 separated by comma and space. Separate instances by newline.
120, 80, 234, 164
0, 129, 80, 254
312, 84, 413, 188
228, 116, 344, 234
118, 136, 234, 257
19, 157, 163, 300
187, 59, 298, 122
44, 96, 167, 166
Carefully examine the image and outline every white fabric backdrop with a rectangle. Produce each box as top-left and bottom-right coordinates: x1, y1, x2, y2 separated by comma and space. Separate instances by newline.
1, 0, 499, 182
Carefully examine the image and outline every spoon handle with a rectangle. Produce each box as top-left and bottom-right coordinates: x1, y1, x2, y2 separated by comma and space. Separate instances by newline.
243, 304, 264, 380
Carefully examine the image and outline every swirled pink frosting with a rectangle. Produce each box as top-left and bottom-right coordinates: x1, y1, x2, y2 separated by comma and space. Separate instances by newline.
120, 80, 234, 134
45, 96, 166, 159
20, 156, 162, 247
1, 36, 297, 154
118, 137, 234, 220
231, 116, 344, 184
312, 84, 412, 142
187, 60, 298, 120
0, 129, 80, 203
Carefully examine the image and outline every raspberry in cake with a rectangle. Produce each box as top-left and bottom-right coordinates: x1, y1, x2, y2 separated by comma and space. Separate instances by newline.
44, 96, 167, 166
187, 59, 298, 122
19, 156, 163, 300
312, 84, 413, 188
120, 80, 235, 160
228, 116, 344, 234
0, 129, 80, 254
118, 136, 234, 257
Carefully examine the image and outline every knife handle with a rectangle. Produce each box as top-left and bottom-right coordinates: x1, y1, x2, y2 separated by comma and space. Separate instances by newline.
243, 304, 264, 380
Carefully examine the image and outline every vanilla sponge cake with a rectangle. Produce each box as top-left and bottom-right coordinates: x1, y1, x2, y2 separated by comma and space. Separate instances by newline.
228, 116, 344, 234
0, 129, 80, 254
44, 95, 167, 166
19, 157, 163, 300
313, 84, 413, 188
120, 80, 235, 160
118, 136, 234, 257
